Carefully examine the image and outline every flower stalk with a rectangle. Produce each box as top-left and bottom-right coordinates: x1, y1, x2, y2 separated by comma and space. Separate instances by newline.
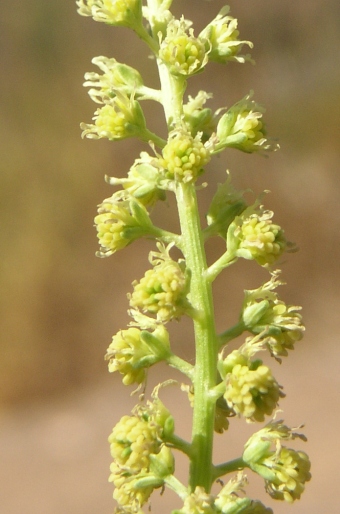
77, 1, 311, 512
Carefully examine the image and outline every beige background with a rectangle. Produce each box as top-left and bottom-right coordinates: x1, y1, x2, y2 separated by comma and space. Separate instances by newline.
1, 0, 339, 512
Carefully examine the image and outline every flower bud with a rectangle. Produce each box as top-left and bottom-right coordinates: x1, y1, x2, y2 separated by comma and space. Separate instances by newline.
183, 91, 215, 140
199, 6, 253, 65
159, 18, 209, 76
161, 129, 211, 183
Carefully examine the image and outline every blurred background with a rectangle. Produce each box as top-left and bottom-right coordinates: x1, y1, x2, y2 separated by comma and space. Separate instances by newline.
1, 0, 339, 512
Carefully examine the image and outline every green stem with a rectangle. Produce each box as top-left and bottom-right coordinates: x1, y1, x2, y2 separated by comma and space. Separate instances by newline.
141, 128, 167, 148
166, 353, 194, 379
134, 24, 159, 54
205, 250, 237, 283
218, 321, 246, 348
154, 24, 218, 494
176, 182, 218, 493
212, 457, 246, 481
157, 61, 186, 129
164, 474, 188, 501
166, 433, 192, 458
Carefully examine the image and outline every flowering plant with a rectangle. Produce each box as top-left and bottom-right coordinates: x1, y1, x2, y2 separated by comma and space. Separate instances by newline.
77, 1, 311, 512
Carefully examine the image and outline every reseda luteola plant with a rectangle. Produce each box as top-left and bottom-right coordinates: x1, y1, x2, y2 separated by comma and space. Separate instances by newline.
77, 1, 311, 512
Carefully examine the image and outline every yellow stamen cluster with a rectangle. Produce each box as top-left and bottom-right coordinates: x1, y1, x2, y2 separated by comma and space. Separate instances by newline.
110, 467, 153, 513
94, 199, 145, 256
94, 211, 129, 255
221, 352, 281, 422
235, 211, 286, 266
109, 414, 161, 471
130, 258, 190, 322
161, 130, 211, 183
159, 19, 208, 76
264, 448, 311, 503
81, 94, 145, 141
105, 327, 147, 385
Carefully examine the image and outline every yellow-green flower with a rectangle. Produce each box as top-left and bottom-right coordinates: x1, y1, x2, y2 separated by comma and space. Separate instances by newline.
161, 129, 211, 183
106, 152, 167, 206
109, 414, 162, 471
232, 210, 286, 266
159, 18, 209, 76
199, 6, 253, 64
105, 326, 171, 385
241, 272, 304, 359
81, 93, 146, 141
110, 466, 154, 513
76, 0, 142, 28
84, 56, 144, 104
243, 421, 311, 503
129, 246, 190, 322
94, 198, 151, 256
215, 93, 278, 153
264, 448, 311, 502
219, 350, 282, 422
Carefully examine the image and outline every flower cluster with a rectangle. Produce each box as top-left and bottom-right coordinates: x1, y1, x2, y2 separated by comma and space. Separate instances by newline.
77, 1, 311, 512
129, 245, 191, 322
160, 129, 211, 183
218, 350, 282, 422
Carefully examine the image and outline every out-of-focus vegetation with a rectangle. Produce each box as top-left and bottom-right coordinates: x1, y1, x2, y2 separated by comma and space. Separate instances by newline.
1, 0, 339, 406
